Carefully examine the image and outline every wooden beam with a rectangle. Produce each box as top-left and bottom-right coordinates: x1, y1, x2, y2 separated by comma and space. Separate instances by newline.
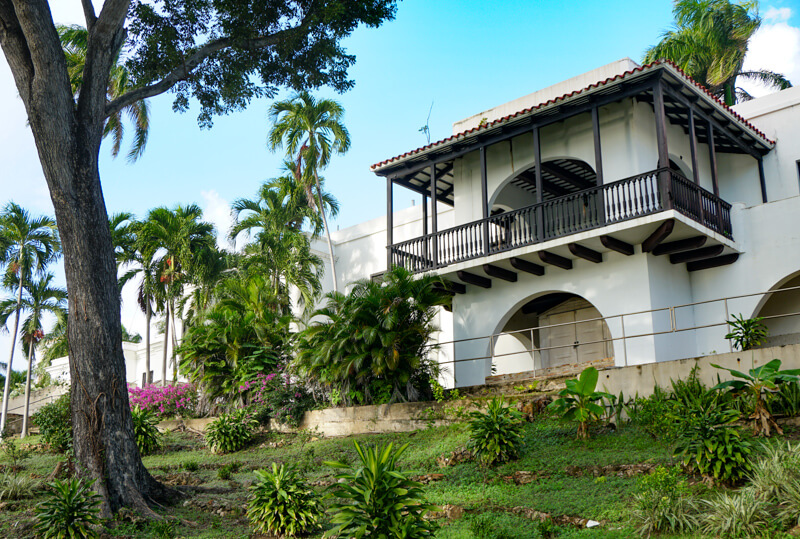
642, 219, 675, 253
538, 250, 573, 270
457, 270, 491, 289
653, 79, 672, 208
509, 257, 545, 276
758, 157, 768, 203
600, 235, 634, 256
708, 120, 720, 196
652, 236, 707, 256
432, 286, 456, 297
483, 264, 517, 282
669, 244, 725, 264
431, 165, 439, 268
687, 253, 739, 272
568, 243, 603, 263
480, 146, 489, 254
441, 281, 467, 294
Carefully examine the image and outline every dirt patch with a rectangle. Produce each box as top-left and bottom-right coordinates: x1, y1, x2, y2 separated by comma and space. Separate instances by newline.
437, 448, 473, 468
157, 472, 203, 486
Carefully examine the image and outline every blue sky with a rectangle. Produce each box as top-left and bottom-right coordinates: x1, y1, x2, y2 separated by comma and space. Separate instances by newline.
0, 0, 799, 370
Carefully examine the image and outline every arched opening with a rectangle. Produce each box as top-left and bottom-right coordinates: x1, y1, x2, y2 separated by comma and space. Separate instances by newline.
491, 292, 614, 376
490, 158, 597, 214
753, 273, 800, 347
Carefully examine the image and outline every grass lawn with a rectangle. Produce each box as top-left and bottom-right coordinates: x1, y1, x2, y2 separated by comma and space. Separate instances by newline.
0, 416, 692, 538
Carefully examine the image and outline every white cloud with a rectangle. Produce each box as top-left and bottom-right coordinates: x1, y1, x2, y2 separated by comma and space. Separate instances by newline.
764, 7, 792, 22
741, 12, 800, 98
200, 189, 236, 250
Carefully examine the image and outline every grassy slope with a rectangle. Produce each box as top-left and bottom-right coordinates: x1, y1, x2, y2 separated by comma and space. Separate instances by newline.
1, 417, 677, 538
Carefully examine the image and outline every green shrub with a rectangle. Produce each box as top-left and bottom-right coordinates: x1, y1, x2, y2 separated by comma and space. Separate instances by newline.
672, 405, 753, 484
466, 511, 542, 539
772, 380, 800, 417
130, 406, 162, 456
630, 465, 700, 536
725, 313, 768, 351
467, 396, 525, 466
0, 437, 32, 471
247, 463, 321, 537
32, 391, 72, 452
0, 473, 37, 500
205, 408, 258, 454
149, 520, 176, 539
701, 488, 772, 538
548, 366, 611, 439
34, 478, 102, 539
626, 387, 679, 439
182, 460, 199, 472
295, 267, 450, 405
324, 441, 438, 538
217, 461, 241, 480
712, 358, 800, 436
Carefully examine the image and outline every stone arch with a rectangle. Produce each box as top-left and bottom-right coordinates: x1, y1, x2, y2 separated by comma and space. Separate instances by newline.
488, 157, 598, 212
487, 291, 615, 377
751, 270, 800, 347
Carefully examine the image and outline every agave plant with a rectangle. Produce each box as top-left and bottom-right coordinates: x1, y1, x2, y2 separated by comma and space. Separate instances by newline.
712, 359, 800, 436
548, 366, 612, 439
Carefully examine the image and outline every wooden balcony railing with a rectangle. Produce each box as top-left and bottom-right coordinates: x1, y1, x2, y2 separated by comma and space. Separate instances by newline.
390, 168, 733, 273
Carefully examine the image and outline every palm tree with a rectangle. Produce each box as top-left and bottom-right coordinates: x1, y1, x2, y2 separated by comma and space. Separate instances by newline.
0, 203, 60, 436
0, 273, 67, 437
109, 212, 137, 267
140, 205, 216, 385
58, 25, 150, 162
268, 92, 351, 292
644, 0, 792, 105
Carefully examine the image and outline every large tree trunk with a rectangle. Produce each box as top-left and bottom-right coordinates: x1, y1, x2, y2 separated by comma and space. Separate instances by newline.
0, 276, 23, 437
12, 32, 173, 515
21, 338, 35, 438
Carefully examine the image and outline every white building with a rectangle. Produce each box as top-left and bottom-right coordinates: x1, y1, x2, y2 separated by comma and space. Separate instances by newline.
317, 58, 800, 388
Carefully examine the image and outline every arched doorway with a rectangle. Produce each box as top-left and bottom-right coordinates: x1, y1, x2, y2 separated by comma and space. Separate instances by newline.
753, 273, 800, 347
491, 292, 614, 376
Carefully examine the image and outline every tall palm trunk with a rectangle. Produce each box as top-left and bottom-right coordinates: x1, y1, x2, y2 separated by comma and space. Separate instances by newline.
161, 306, 170, 387
314, 170, 338, 293
21, 338, 35, 438
0, 273, 24, 437
170, 300, 178, 384
145, 300, 151, 384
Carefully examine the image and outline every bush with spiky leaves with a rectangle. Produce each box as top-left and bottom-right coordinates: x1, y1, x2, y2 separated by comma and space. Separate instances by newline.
130, 406, 162, 456
467, 396, 525, 466
205, 408, 258, 454
701, 488, 772, 538
631, 466, 700, 536
324, 441, 438, 538
247, 463, 321, 537
34, 478, 102, 539
0, 473, 38, 501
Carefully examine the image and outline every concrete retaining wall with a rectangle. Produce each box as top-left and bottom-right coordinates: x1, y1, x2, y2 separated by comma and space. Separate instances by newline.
269, 401, 453, 436
599, 343, 800, 398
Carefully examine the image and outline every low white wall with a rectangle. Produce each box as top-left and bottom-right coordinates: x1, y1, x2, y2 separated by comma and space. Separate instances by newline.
600, 343, 800, 398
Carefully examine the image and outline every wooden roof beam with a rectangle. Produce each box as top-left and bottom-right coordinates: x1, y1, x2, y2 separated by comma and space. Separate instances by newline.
669, 244, 724, 264
642, 219, 675, 253
568, 243, 603, 263
483, 264, 517, 282
510, 257, 545, 276
600, 235, 634, 256
652, 236, 707, 256
538, 250, 573, 270
687, 253, 739, 272
457, 270, 491, 289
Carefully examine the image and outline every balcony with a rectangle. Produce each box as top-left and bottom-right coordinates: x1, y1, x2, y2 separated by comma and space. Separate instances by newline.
390, 168, 733, 273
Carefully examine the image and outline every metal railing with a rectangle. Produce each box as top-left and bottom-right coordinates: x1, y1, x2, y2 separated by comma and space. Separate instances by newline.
429, 285, 800, 382
391, 168, 733, 273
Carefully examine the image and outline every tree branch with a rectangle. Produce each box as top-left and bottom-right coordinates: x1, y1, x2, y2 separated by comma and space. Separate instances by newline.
0, 0, 34, 102
81, 0, 97, 31
105, 19, 313, 120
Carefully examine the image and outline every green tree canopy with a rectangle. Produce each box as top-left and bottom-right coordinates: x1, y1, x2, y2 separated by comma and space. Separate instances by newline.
644, 0, 792, 105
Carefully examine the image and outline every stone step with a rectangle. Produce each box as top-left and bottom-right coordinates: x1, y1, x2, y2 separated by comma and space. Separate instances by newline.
485, 357, 615, 386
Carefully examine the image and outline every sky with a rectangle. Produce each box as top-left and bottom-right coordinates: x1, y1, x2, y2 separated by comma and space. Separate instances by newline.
0, 0, 799, 371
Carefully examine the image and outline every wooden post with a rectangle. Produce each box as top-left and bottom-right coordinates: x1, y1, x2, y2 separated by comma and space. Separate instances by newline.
688, 106, 699, 185
758, 157, 768, 203
422, 193, 429, 267
592, 105, 606, 226
431, 164, 439, 268
480, 146, 489, 255
591, 105, 603, 185
653, 80, 672, 209
707, 120, 722, 231
533, 126, 544, 240
386, 177, 393, 270
707, 120, 719, 196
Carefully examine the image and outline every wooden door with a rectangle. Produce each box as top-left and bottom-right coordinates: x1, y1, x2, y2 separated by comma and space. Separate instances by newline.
541, 310, 578, 368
